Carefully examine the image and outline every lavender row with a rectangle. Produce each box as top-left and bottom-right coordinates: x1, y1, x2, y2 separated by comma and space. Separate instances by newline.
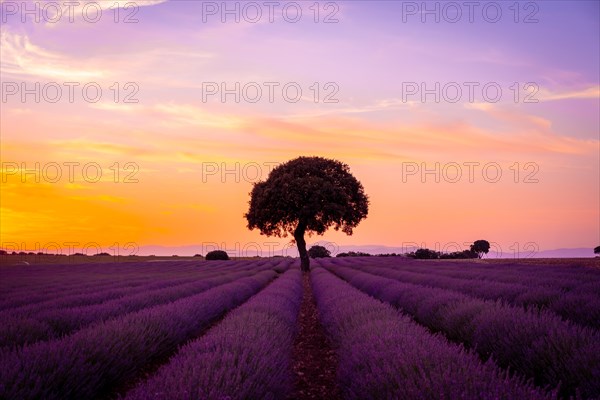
0, 275, 159, 311
0, 261, 198, 290
0, 259, 253, 304
0, 263, 281, 349
1, 260, 265, 318
401, 263, 600, 293
343, 262, 600, 330
333, 257, 600, 290
382, 260, 600, 295
331, 258, 600, 324
2, 276, 197, 319
0, 259, 266, 311
324, 264, 600, 399
1, 260, 222, 282
0, 270, 276, 400
0, 259, 251, 297
124, 269, 303, 400
310, 267, 556, 400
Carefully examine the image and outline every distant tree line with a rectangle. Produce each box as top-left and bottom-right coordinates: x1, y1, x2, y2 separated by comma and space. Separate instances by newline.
324, 240, 491, 259
406, 248, 478, 259
406, 240, 490, 259
0, 251, 62, 256
3, 242, 596, 261
0, 251, 124, 256
337, 251, 372, 257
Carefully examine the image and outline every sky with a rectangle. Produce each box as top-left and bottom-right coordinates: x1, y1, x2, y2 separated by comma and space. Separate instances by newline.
1, 0, 599, 257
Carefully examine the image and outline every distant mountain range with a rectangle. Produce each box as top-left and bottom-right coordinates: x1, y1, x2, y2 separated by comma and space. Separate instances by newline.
136, 244, 598, 258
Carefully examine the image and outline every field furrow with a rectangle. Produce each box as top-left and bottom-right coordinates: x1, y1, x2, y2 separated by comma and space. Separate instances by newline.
124, 269, 303, 400
0, 260, 265, 308
340, 261, 600, 329
0, 270, 277, 400
0, 259, 269, 318
323, 262, 600, 399
332, 258, 600, 290
311, 267, 556, 400
0, 267, 273, 348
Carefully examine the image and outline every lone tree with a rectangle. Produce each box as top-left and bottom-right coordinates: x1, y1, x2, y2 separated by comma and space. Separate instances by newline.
594, 246, 600, 256
245, 156, 369, 271
308, 245, 331, 258
470, 240, 490, 259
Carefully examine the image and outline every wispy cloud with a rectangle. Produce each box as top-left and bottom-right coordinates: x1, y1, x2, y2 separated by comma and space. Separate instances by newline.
41, 0, 169, 26
0, 28, 104, 80
538, 86, 600, 102
283, 98, 419, 119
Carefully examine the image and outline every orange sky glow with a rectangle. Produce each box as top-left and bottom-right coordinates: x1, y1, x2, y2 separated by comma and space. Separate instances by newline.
1, 1, 598, 257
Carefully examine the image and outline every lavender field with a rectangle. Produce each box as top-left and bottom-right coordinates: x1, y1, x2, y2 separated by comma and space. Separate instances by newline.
0, 257, 599, 400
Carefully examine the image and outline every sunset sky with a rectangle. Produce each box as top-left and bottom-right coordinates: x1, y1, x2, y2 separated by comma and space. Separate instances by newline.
1, 0, 598, 257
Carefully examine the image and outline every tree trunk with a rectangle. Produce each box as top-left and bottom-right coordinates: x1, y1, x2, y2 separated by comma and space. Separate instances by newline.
294, 222, 310, 272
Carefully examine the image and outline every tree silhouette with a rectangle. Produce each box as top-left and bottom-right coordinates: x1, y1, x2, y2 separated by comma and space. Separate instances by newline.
205, 250, 230, 260
337, 251, 371, 257
470, 240, 490, 259
245, 156, 369, 271
308, 245, 331, 258
411, 248, 439, 259
594, 246, 600, 256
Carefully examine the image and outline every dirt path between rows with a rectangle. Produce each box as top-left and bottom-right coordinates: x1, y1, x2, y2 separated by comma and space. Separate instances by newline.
289, 272, 342, 400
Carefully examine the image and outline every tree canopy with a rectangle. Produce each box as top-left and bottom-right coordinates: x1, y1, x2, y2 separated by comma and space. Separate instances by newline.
470, 240, 491, 259
308, 245, 331, 258
245, 156, 369, 271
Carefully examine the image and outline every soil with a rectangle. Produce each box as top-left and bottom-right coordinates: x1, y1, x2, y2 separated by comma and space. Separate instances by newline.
289, 272, 342, 400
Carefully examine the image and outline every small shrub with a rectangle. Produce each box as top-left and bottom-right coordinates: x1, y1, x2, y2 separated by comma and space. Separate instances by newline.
308, 245, 331, 258
205, 250, 230, 261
